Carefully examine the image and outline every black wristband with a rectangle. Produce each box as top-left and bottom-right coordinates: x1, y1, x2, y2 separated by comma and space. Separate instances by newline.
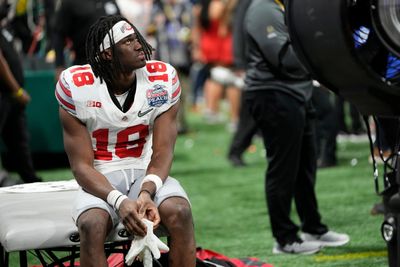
139, 189, 155, 199
114, 194, 124, 210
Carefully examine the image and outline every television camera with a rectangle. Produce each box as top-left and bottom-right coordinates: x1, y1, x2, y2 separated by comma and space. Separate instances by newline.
286, 0, 400, 266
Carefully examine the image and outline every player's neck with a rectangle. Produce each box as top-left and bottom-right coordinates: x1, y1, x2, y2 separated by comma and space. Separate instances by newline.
111, 72, 136, 95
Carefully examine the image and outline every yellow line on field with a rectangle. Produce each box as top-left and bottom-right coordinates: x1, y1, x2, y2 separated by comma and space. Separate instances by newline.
315, 250, 387, 262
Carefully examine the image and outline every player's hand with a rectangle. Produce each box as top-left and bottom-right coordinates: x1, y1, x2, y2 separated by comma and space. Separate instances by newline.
137, 192, 161, 228
118, 199, 148, 236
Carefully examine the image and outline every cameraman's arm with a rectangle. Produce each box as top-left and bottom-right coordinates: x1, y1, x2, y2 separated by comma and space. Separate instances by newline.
0, 49, 30, 104
0, 49, 20, 94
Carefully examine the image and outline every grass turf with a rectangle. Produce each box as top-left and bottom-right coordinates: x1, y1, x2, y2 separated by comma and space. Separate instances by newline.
8, 113, 388, 266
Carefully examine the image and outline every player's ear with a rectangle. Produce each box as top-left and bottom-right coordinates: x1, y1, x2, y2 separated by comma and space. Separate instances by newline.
101, 48, 112, 61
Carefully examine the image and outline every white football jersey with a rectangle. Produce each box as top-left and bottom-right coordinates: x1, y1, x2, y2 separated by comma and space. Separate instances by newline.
55, 60, 181, 174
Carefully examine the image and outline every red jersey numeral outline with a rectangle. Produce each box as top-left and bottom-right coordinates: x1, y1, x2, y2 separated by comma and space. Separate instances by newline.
70, 66, 95, 87
147, 62, 169, 82
92, 125, 150, 160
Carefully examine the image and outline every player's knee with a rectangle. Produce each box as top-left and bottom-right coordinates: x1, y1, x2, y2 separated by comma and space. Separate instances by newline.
78, 212, 108, 238
162, 200, 193, 230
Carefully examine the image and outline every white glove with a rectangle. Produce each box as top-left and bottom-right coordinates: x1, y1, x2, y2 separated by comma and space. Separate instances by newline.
125, 219, 170, 266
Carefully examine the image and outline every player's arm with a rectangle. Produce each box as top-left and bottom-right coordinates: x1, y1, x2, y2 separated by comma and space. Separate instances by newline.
128, 101, 178, 226
134, 101, 179, 226
118, 101, 178, 232
59, 107, 152, 233
59, 107, 115, 200
140, 100, 180, 197
125, 64, 180, 228
57, 74, 149, 235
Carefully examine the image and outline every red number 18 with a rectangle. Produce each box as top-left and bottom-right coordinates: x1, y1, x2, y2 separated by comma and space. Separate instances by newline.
92, 125, 149, 160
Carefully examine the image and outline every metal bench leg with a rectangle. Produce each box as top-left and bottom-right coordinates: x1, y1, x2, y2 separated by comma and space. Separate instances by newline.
0, 245, 9, 267
0, 245, 3, 267
19, 251, 27, 267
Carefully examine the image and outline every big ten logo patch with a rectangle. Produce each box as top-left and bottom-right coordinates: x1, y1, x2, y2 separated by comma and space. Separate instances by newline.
87, 101, 102, 108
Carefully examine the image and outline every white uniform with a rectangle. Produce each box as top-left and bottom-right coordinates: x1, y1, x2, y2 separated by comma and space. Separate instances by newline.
55, 60, 181, 174
55, 60, 188, 225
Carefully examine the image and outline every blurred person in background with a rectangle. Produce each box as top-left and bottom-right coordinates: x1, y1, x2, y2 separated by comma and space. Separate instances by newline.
149, 0, 193, 134
43, 0, 56, 57
116, 0, 153, 33
0, 0, 59, 66
312, 83, 339, 168
336, 97, 365, 136
0, 0, 41, 186
191, 0, 241, 131
8, 0, 35, 54
116, 0, 154, 45
53, 0, 120, 80
243, 0, 349, 254
226, 0, 257, 167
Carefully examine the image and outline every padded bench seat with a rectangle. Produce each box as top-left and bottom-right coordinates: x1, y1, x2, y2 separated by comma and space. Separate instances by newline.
0, 180, 132, 267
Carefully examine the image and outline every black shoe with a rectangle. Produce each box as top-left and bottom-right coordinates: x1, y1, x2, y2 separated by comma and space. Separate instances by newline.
0, 176, 21, 187
370, 202, 385, 215
228, 154, 247, 167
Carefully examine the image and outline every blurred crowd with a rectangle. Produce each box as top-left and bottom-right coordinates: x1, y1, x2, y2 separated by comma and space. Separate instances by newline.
0, 0, 378, 184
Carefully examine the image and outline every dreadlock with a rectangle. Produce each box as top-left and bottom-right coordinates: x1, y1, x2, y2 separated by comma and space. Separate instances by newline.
85, 15, 153, 85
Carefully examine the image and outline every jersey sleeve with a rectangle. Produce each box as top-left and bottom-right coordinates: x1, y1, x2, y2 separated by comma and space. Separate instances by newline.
170, 66, 181, 105
55, 70, 77, 116
145, 61, 182, 119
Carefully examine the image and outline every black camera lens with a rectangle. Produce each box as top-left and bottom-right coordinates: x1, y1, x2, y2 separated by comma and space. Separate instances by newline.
376, 0, 400, 51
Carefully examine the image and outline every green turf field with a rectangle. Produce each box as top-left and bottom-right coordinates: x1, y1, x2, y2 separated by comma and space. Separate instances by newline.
8, 112, 389, 266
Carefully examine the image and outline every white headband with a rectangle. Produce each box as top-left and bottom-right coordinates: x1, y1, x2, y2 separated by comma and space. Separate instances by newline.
100, 21, 135, 51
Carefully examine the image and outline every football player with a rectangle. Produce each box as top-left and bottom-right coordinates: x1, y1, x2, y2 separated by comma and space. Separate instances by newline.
55, 15, 196, 267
